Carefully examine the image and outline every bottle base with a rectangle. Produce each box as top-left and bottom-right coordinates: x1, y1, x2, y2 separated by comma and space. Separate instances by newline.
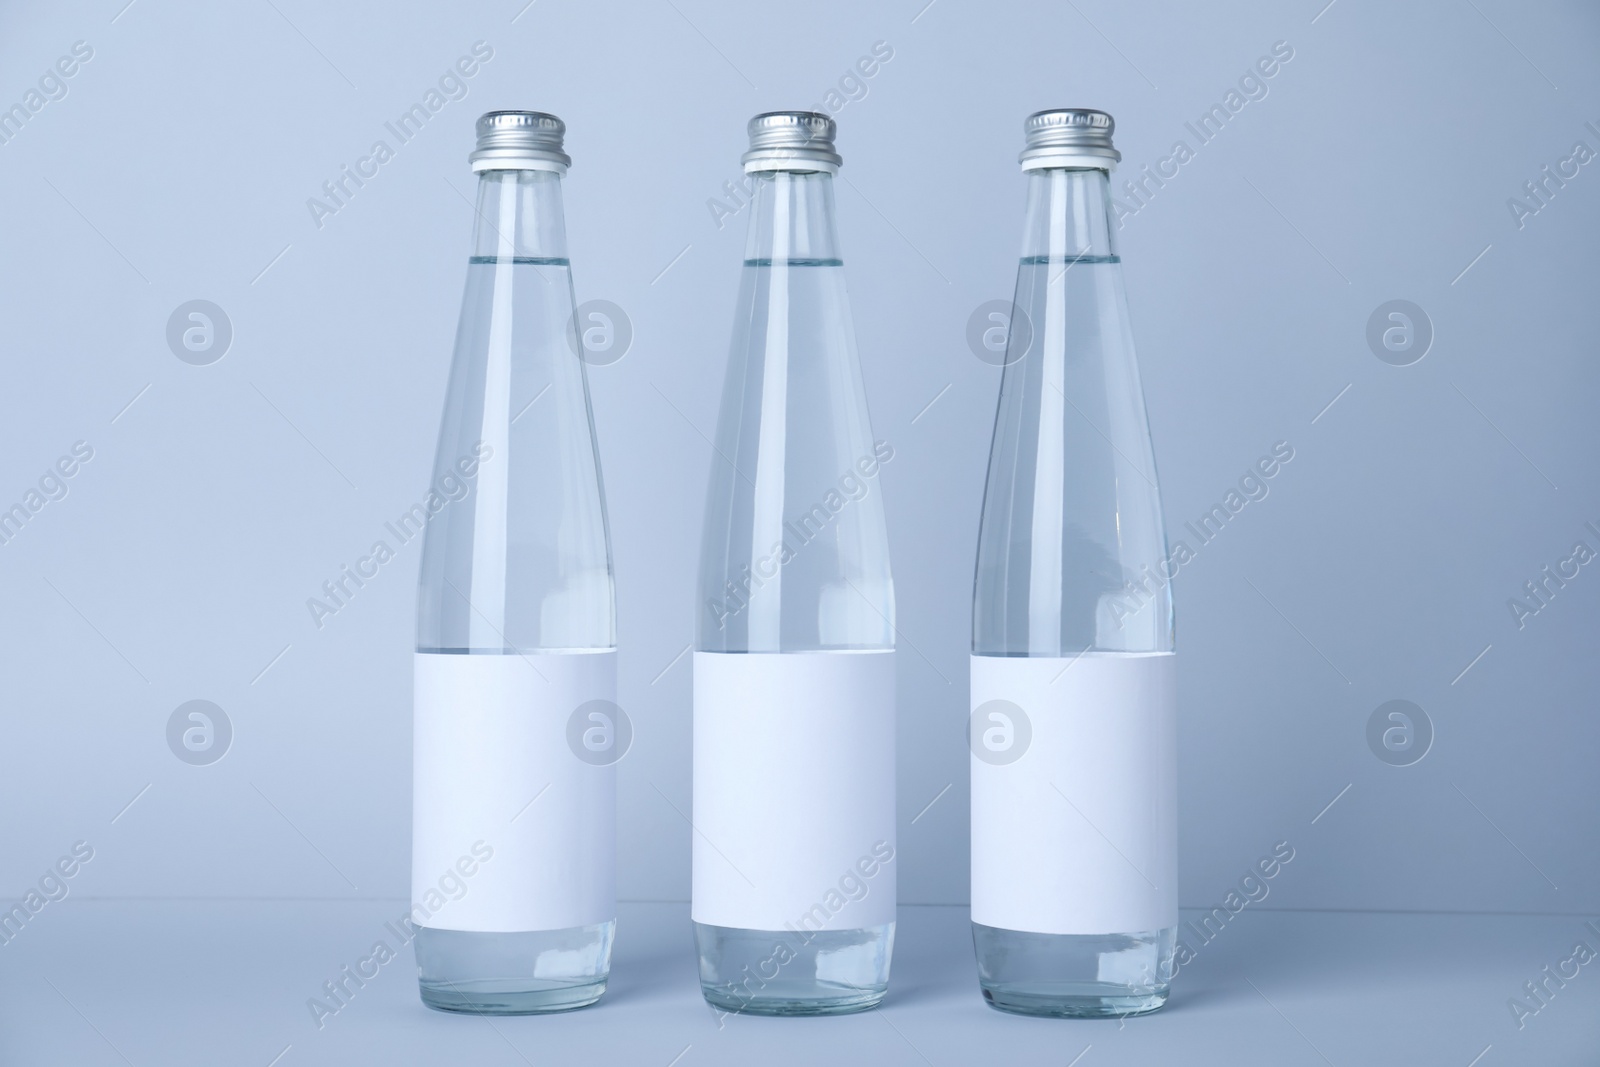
979, 982, 1168, 1018
695, 921, 893, 1016
700, 982, 885, 1017
419, 977, 609, 1015
972, 922, 1174, 1019
414, 922, 613, 1016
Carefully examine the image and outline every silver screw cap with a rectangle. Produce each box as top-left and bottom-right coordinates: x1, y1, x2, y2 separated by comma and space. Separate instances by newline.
741, 111, 842, 174
1019, 109, 1120, 171
470, 110, 571, 172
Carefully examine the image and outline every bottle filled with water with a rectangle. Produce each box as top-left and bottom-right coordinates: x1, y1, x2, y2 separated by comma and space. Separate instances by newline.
693, 112, 898, 1016
970, 109, 1177, 1017
412, 111, 617, 1014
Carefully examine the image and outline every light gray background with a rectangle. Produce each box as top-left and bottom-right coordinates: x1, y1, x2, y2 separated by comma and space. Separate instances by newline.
1, 0, 1596, 1062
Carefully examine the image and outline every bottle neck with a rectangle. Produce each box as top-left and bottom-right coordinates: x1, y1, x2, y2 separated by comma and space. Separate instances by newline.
1018, 167, 1118, 263
471, 168, 569, 260
743, 170, 842, 263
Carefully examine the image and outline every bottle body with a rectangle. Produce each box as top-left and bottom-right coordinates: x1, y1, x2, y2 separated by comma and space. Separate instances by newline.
412, 159, 617, 1014
693, 158, 897, 1016
970, 162, 1176, 1017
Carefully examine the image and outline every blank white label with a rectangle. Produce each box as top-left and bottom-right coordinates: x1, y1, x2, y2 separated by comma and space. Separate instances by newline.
970, 652, 1176, 935
693, 651, 897, 932
412, 651, 615, 932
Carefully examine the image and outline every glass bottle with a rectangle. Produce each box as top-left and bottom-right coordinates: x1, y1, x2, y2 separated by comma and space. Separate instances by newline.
970, 109, 1177, 1017
693, 112, 897, 1016
411, 111, 617, 1014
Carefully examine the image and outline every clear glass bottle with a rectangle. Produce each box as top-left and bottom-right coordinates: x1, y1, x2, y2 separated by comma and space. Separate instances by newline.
411, 112, 616, 1014
970, 109, 1177, 1017
693, 112, 897, 1016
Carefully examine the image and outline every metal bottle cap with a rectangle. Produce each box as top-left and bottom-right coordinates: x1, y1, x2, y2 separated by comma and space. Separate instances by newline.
470, 110, 571, 173
742, 111, 842, 174
1019, 108, 1120, 171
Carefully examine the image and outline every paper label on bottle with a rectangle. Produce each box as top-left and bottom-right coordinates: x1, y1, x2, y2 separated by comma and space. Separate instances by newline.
412, 651, 616, 932
970, 652, 1176, 935
692, 651, 896, 932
